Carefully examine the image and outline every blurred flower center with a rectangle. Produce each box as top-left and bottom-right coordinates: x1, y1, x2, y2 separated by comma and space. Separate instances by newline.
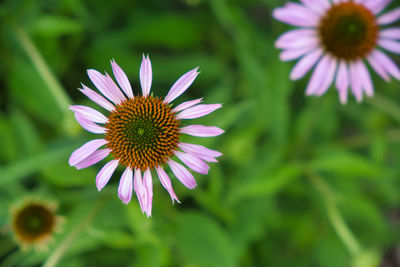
13, 204, 55, 242
318, 2, 378, 60
105, 95, 180, 170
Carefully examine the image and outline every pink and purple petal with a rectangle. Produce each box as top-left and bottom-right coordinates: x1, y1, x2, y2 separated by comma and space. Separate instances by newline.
139, 55, 152, 97
69, 139, 108, 167
87, 69, 125, 105
143, 169, 153, 217
315, 56, 337, 96
379, 39, 400, 54
275, 29, 318, 49
111, 59, 134, 98
335, 61, 350, 104
180, 125, 225, 137
378, 8, 400, 25
80, 84, 115, 111
176, 104, 222, 120
356, 61, 374, 97
349, 62, 363, 102
178, 142, 222, 162
290, 48, 323, 80
155, 166, 180, 203
75, 148, 111, 170
305, 54, 331, 95
168, 159, 197, 189
96, 159, 119, 191
380, 28, 400, 40
134, 169, 147, 213
365, 0, 392, 15
370, 50, 400, 80
172, 98, 203, 113
69, 105, 108, 124
164, 68, 199, 104
118, 168, 133, 204
74, 113, 106, 134
175, 151, 210, 175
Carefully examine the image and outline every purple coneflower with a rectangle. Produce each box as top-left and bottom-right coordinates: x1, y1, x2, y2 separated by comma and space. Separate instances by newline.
274, 0, 400, 103
69, 55, 223, 216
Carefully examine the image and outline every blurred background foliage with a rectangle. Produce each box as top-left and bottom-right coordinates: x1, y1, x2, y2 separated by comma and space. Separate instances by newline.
0, 0, 399, 266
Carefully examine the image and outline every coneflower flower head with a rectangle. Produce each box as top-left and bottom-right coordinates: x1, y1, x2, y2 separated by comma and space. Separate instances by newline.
69, 55, 224, 217
274, 0, 400, 103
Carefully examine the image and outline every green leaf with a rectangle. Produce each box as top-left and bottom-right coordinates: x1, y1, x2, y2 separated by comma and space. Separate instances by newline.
176, 212, 237, 267
30, 15, 83, 37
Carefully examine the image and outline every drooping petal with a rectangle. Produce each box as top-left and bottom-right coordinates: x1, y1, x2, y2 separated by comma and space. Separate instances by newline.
272, 4, 320, 27
80, 84, 114, 111
370, 50, 400, 79
143, 169, 153, 217
164, 68, 199, 104
367, 52, 391, 81
290, 48, 323, 80
118, 168, 133, 204
111, 59, 134, 98
380, 28, 400, 40
335, 61, 350, 104
379, 39, 400, 54
316, 56, 337, 96
155, 166, 180, 203
74, 113, 106, 134
349, 62, 363, 102
69, 105, 108, 124
378, 8, 400, 25
180, 125, 224, 137
96, 159, 119, 191
134, 169, 147, 213
69, 139, 108, 167
356, 61, 374, 97
87, 69, 125, 104
176, 104, 222, 120
305, 54, 331, 95
75, 148, 111, 170
168, 159, 197, 189
172, 98, 203, 113
139, 55, 152, 97
300, 0, 329, 15
178, 142, 222, 163
175, 151, 210, 175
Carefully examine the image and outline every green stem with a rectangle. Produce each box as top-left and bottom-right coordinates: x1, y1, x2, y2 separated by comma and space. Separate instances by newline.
43, 197, 104, 267
307, 173, 362, 256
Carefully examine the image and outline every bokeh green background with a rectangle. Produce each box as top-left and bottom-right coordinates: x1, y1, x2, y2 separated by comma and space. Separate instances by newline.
1, 0, 399, 266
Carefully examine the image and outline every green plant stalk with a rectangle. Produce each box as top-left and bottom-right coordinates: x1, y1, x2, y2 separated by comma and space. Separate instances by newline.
308, 173, 362, 256
43, 197, 104, 267
13, 25, 76, 134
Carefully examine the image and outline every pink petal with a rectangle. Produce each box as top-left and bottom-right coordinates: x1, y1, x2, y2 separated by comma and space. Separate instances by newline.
134, 169, 147, 213
300, 0, 329, 15
356, 61, 374, 97
111, 59, 134, 98
175, 151, 210, 175
379, 39, 400, 54
365, 0, 392, 15
349, 62, 363, 102
155, 166, 180, 203
74, 113, 106, 134
87, 69, 125, 105
143, 169, 153, 217
180, 125, 224, 137
315, 56, 337, 96
80, 84, 114, 111
275, 29, 317, 49
370, 50, 400, 79
118, 168, 133, 204
378, 8, 400, 25
139, 55, 152, 97
305, 54, 331, 95
178, 142, 222, 162
176, 104, 222, 120
272, 4, 320, 27
164, 68, 199, 104
172, 98, 203, 113
290, 48, 323, 80
335, 61, 350, 104
69, 105, 108, 124
168, 159, 197, 189
367, 52, 391, 81
279, 46, 318, 62
380, 28, 400, 40
75, 148, 111, 170
69, 139, 108, 167
96, 159, 119, 191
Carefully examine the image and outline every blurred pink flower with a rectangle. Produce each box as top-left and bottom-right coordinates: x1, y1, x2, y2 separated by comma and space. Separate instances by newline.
274, 0, 400, 103
69, 55, 223, 217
